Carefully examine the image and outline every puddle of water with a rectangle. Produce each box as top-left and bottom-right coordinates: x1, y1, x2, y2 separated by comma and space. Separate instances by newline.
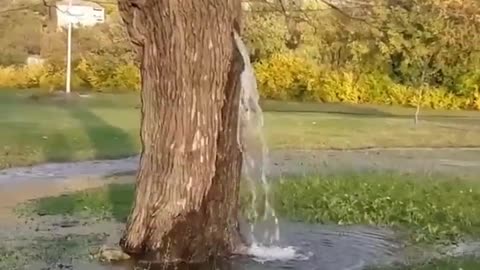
20, 221, 401, 270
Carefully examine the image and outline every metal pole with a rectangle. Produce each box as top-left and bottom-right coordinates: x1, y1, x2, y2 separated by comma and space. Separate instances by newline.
65, 0, 73, 94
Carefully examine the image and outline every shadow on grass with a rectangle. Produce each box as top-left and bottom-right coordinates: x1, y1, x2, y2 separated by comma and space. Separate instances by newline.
65, 103, 138, 223
37, 101, 139, 223
42, 132, 74, 162
67, 106, 137, 160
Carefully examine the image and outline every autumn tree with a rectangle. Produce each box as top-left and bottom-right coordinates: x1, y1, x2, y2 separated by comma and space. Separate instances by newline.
0, 8, 43, 65
117, 0, 246, 263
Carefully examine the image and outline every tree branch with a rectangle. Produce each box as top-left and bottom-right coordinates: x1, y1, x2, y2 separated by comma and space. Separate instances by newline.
318, 0, 375, 27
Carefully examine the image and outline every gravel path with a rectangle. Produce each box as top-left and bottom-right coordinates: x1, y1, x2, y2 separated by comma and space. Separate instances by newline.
0, 148, 479, 186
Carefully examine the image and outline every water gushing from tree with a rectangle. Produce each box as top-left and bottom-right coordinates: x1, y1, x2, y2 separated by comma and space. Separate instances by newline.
233, 31, 280, 246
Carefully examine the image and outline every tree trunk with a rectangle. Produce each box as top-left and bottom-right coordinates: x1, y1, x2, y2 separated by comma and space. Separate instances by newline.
117, 0, 244, 263
414, 69, 427, 127
414, 90, 421, 127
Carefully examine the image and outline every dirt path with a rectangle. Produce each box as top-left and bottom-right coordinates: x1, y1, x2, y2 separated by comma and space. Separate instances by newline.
1, 148, 478, 186
273, 148, 480, 178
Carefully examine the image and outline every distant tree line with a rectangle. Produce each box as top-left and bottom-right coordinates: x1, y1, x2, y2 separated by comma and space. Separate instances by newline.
0, 0, 479, 109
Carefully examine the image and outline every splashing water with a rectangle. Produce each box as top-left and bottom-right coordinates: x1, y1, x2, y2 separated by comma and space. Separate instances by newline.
233, 31, 306, 262
247, 243, 311, 263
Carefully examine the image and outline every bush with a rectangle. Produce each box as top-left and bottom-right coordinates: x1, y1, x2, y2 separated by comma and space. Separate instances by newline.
75, 57, 140, 92
0, 59, 140, 92
310, 71, 366, 103
0, 52, 477, 111
255, 53, 479, 110
457, 70, 480, 96
110, 63, 141, 92
255, 53, 318, 100
0, 66, 20, 88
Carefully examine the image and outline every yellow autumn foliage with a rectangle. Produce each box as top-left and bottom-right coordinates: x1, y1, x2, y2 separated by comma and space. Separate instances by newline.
0, 52, 478, 110
255, 53, 478, 110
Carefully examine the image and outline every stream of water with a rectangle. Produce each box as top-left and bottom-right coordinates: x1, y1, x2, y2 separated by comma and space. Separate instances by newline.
233, 31, 287, 259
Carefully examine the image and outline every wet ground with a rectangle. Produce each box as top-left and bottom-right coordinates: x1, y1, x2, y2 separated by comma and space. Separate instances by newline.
0, 148, 479, 269
0, 213, 404, 270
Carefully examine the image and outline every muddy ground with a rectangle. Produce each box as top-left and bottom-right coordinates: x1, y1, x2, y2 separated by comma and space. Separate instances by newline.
0, 148, 479, 269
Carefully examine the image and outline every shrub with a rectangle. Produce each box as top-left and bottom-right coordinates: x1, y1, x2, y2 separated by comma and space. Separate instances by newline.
255, 53, 479, 110
310, 71, 366, 103
75, 57, 140, 92
457, 70, 480, 96
0, 60, 139, 92
0, 64, 64, 90
469, 91, 480, 110
0, 66, 20, 88
16, 64, 45, 88
38, 64, 65, 90
255, 53, 318, 100
110, 63, 140, 92
0, 53, 477, 111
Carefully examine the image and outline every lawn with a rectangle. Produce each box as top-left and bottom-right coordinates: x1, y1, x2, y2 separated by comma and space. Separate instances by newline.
1, 90, 480, 169
17, 172, 480, 269
373, 257, 480, 270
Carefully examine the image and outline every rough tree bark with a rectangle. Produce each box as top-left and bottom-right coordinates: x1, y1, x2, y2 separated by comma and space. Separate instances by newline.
117, 0, 245, 263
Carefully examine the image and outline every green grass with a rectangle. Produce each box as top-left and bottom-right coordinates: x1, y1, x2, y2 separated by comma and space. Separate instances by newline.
0, 91, 140, 169
20, 183, 135, 221
275, 173, 480, 244
262, 100, 480, 118
373, 257, 480, 270
1, 90, 480, 168
23, 172, 480, 244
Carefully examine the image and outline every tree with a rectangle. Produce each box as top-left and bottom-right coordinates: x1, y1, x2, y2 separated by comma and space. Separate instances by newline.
0, 9, 43, 65
117, 0, 245, 263
368, 0, 480, 89
243, 9, 289, 62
